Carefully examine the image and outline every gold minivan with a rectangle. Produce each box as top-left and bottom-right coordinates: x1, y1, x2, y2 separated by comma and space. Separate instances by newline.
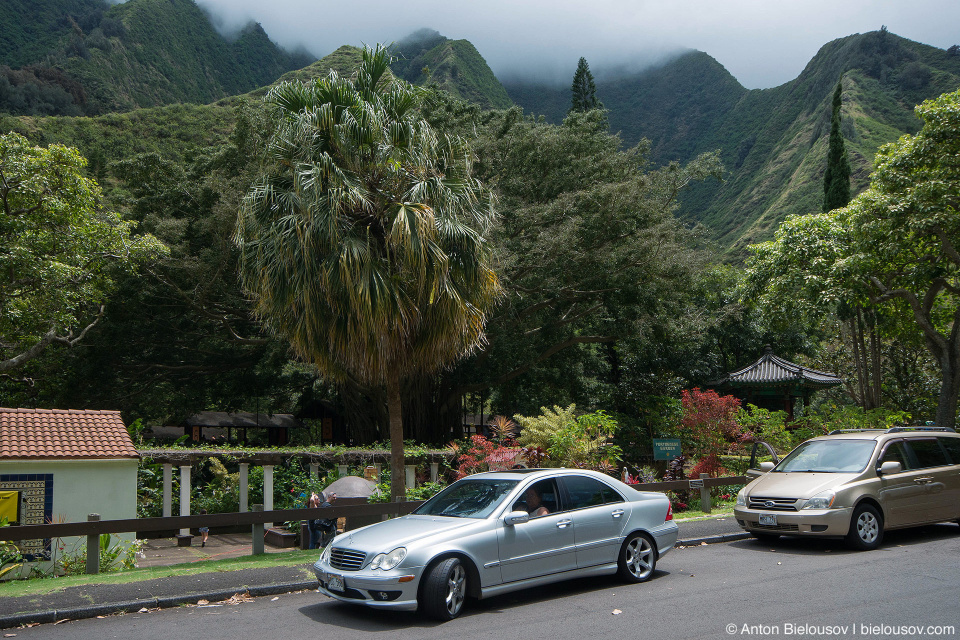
734, 427, 960, 550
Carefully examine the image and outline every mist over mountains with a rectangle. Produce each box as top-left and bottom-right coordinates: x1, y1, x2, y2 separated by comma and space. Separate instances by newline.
2, 0, 959, 252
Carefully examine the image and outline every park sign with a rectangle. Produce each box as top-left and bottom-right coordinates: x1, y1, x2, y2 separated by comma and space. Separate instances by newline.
653, 439, 682, 460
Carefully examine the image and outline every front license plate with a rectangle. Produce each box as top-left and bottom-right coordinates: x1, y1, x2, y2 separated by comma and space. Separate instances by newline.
759, 513, 778, 526
327, 574, 345, 592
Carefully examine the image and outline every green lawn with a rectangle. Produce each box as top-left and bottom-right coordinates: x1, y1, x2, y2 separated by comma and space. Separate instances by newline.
0, 549, 317, 598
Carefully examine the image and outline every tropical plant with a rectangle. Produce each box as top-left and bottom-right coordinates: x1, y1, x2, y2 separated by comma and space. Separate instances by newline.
547, 410, 622, 471
0, 518, 23, 580
56, 534, 141, 576
515, 404, 578, 451
236, 44, 501, 499
488, 415, 517, 444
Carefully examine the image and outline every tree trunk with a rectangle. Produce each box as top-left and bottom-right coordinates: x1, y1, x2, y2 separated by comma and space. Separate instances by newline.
934, 353, 960, 430
386, 371, 406, 501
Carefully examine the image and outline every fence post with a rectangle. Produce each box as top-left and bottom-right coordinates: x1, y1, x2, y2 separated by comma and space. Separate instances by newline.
700, 474, 711, 514
85, 514, 100, 575
251, 504, 265, 556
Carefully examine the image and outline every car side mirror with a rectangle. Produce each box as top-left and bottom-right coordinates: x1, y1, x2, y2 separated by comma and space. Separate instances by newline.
758, 461, 775, 472
504, 511, 529, 526
878, 461, 902, 476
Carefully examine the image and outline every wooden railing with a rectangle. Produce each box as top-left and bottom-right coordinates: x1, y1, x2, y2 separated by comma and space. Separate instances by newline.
0, 499, 423, 574
0, 475, 750, 574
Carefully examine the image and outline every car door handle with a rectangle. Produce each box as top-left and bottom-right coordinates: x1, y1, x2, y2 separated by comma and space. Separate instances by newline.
556, 519, 572, 529
914, 477, 934, 484
611, 509, 625, 518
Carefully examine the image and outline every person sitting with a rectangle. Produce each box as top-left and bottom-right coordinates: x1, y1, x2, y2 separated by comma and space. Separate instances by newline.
522, 486, 549, 518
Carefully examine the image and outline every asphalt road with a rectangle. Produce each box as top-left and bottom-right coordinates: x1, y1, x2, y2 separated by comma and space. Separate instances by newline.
10, 524, 960, 640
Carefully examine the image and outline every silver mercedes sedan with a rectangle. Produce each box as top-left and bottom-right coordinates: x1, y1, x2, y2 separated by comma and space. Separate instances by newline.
313, 468, 678, 620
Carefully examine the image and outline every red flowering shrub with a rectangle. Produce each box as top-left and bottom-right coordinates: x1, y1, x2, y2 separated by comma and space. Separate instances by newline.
454, 435, 521, 479
680, 388, 744, 478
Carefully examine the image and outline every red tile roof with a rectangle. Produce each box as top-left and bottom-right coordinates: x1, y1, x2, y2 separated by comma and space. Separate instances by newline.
0, 408, 139, 460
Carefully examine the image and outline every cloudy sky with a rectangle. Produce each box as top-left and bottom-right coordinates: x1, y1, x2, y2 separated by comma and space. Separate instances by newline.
192, 0, 960, 88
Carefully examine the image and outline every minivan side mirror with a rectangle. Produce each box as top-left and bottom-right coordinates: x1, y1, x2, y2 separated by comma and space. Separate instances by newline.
504, 511, 529, 526
758, 461, 775, 472
878, 461, 902, 476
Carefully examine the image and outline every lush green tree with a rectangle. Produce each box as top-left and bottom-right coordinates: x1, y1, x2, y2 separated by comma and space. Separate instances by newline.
822, 80, 851, 213
235, 46, 501, 499
747, 89, 960, 427
569, 57, 601, 114
412, 93, 723, 443
0, 132, 164, 376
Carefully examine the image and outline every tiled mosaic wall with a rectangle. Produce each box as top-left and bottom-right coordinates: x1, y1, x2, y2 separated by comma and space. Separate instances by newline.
0, 474, 53, 560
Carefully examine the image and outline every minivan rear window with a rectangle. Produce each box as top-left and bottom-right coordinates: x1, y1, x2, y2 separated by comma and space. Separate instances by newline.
906, 439, 949, 469
940, 437, 960, 465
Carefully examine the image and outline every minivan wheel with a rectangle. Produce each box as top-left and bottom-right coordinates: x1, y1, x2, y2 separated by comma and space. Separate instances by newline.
421, 557, 467, 621
845, 504, 883, 551
618, 533, 657, 582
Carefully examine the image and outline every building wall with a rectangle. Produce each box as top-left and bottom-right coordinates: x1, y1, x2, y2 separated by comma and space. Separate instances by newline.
0, 458, 138, 568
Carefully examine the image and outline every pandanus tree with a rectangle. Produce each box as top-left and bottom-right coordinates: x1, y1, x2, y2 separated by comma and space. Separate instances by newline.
235, 45, 501, 499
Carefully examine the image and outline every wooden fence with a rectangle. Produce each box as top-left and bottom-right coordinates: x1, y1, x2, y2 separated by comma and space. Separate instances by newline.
0, 475, 749, 574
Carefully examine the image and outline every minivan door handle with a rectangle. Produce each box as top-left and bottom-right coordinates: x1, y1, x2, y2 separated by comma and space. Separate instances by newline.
556, 519, 572, 529
913, 476, 934, 484
611, 509, 625, 518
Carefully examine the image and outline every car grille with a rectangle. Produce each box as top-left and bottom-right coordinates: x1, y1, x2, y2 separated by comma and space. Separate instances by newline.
749, 520, 800, 532
748, 497, 800, 511
329, 548, 367, 571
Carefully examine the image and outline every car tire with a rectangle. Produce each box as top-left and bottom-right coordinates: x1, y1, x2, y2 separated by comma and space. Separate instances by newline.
617, 532, 657, 582
421, 557, 467, 621
750, 532, 780, 543
845, 504, 883, 551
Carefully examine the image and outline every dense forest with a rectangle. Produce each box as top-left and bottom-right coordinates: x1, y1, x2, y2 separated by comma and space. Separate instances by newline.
2, 3, 960, 450
0, 0, 313, 116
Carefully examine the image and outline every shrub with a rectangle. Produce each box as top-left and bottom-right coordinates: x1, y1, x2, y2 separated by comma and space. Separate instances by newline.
515, 404, 578, 451
678, 388, 744, 473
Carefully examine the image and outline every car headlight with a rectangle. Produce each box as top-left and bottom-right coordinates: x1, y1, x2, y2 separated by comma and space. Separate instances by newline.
320, 544, 332, 564
369, 547, 406, 570
802, 490, 836, 510
736, 488, 747, 507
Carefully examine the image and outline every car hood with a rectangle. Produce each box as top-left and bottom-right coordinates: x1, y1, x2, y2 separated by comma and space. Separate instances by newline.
747, 472, 859, 500
331, 514, 479, 552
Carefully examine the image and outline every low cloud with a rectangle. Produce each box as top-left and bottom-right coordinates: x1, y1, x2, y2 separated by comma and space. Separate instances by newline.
185, 0, 960, 89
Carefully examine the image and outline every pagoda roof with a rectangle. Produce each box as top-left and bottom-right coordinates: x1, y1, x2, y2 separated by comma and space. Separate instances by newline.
712, 346, 842, 389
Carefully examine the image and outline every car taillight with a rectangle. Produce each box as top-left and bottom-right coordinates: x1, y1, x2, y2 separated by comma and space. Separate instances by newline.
665, 501, 673, 521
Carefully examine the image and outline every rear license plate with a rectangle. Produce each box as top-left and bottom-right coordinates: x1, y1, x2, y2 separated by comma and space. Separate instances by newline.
328, 574, 345, 592
759, 513, 778, 526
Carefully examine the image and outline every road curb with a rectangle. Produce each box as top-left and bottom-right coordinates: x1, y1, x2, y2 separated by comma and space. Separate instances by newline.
677, 532, 750, 546
0, 580, 319, 630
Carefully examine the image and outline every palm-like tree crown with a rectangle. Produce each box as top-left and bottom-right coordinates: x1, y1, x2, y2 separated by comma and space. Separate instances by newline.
236, 45, 501, 388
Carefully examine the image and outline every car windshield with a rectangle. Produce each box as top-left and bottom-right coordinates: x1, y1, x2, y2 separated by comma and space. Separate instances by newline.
775, 439, 877, 473
413, 479, 520, 519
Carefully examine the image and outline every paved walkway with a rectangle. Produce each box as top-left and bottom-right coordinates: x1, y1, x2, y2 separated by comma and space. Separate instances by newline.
138, 532, 299, 568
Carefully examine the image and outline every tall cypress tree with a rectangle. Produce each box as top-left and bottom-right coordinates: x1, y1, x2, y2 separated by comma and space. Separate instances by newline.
823, 81, 851, 212
570, 57, 601, 113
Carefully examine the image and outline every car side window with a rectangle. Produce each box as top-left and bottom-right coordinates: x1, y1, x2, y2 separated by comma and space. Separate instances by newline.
906, 438, 950, 469
939, 437, 960, 465
878, 441, 912, 471
562, 476, 621, 510
512, 479, 561, 517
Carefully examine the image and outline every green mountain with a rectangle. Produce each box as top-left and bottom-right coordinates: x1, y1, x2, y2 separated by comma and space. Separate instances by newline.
507, 31, 960, 253
0, 0, 313, 116
390, 29, 512, 110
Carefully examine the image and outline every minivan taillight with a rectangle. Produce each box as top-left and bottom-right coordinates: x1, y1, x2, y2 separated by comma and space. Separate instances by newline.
665, 501, 673, 521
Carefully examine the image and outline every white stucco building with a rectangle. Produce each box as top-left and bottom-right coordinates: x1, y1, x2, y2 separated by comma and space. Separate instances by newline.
0, 408, 139, 561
